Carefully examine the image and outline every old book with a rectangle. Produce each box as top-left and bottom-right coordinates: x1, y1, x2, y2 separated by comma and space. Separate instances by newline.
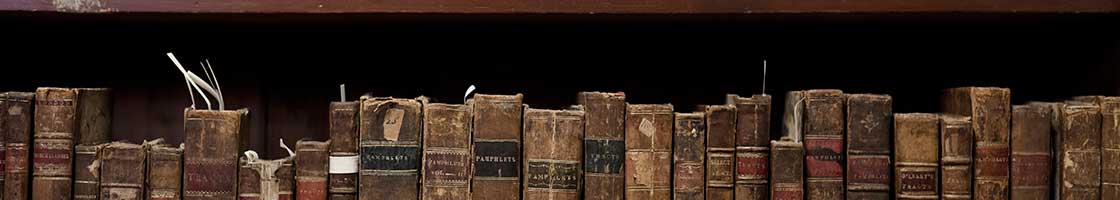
239, 160, 260, 200
942, 87, 1011, 200
100, 142, 146, 200
1010, 104, 1052, 200
296, 140, 329, 200
672, 112, 705, 200
578, 92, 626, 200
726, 94, 771, 200
2, 92, 33, 200
421, 103, 473, 200
75, 88, 112, 145
33, 87, 78, 200
771, 139, 804, 200
183, 108, 250, 200
893, 113, 939, 200
522, 108, 584, 200
147, 141, 183, 200
1058, 103, 1101, 199
801, 90, 844, 200
470, 94, 523, 200
1101, 97, 1120, 200
623, 104, 672, 200
238, 152, 294, 200
703, 105, 735, 200
844, 94, 892, 200
940, 115, 972, 200
74, 144, 103, 200
328, 101, 359, 200
359, 97, 423, 200
278, 160, 294, 200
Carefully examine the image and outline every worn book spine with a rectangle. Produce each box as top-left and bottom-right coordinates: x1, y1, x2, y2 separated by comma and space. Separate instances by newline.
578, 92, 625, 200
328, 101, 359, 200
522, 108, 583, 200
726, 94, 771, 200
100, 142, 146, 200
33, 87, 78, 200
1099, 97, 1120, 200
704, 105, 735, 200
672, 112, 705, 200
470, 94, 522, 200
296, 140, 329, 200
942, 87, 1011, 200
1010, 104, 1052, 200
359, 97, 423, 200
147, 143, 183, 200
74, 144, 102, 200
0, 94, 6, 200
75, 88, 111, 145
1059, 103, 1101, 199
238, 156, 294, 200
238, 161, 260, 200
624, 104, 672, 200
801, 90, 844, 200
894, 113, 939, 200
421, 103, 472, 200
183, 108, 250, 200
278, 160, 294, 200
2, 92, 33, 200
940, 115, 973, 200
844, 94, 891, 200
770, 140, 804, 200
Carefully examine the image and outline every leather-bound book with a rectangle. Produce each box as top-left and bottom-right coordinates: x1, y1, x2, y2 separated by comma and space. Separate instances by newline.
146, 141, 183, 200
725, 94, 771, 200
940, 115, 972, 200
672, 112, 705, 200
296, 140, 329, 200
359, 97, 423, 200
801, 90, 844, 200
470, 94, 523, 200
1077, 96, 1120, 200
328, 101, 359, 200
183, 108, 250, 200
33, 87, 78, 200
844, 94, 892, 200
100, 142, 146, 200
578, 92, 625, 200
75, 88, 111, 145
238, 152, 294, 200
74, 144, 103, 200
942, 87, 1011, 200
703, 105, 735, 200
1010, 104, 1052, 200
770, 139, 804, 200
623, 104, 673, 200
522, 108, 584, 200
2, 92, 33, 200
420, 103, 472, 200
893, 113, 939, 200
1057, 103, 1101, 200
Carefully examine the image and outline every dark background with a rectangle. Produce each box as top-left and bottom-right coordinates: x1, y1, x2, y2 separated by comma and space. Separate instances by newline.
0, 12, 1117, 157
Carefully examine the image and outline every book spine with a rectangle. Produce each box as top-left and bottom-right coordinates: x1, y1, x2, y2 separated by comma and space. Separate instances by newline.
802, 90, 844, 200
1010, 104, 1053, 200
1059, 103, 1101, 200
578, 92, 625, 200
74, 88, 111, 145
147, 145, 183, 200
327, 102, 358, 199
770, 140, 804, 200
183, 108, 249, 200
893, 113, 939, 200
673, 112, 705, 200
278, 160, 294, 200
704, 105, 735, 200
420, 103, 472, 200
33, 87, 77, 200
728, 94, 771, 200
940, 115, 972, 200
238, 161, 261, 200
238, 157, 293, 200
2, 92, 33, 200
99, 142, 146, 200
1100, 97, 1120, 200
470, 94, 523, 200
522, 109, 583, 200
296, 140, 329, 200
943, 87, 1011, 200
844, 94, 891, 200
623, 104, 672, 200
359, 98, 422, 200
74, 144, 101, 200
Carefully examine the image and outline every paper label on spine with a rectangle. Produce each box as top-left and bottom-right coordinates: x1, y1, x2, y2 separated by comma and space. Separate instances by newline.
329, 156, 359, 174
382, 109, 404, 141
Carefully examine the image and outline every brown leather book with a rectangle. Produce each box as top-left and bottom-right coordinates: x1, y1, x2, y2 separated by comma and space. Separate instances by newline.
1010, 104, 1052, 200
421, 103, 473, 200
296, 140, 329, 200
100, 142, 146, 200
328, 101, 359, 200
75, 88, 112, 145
470, 94, 523, 200
703, 105, 735, 200
183, 108, 250, 200
1057, 102, 1101, 199
74, 144, 103, 200
673, 112, 705, 200
2, 92, 33, 200
623, 104, 672, 200
146, 141, 183, 200
359, 97, 423, 200
725, 94, 771, 200
238, 153, 294, 200
522, 108, 584, 200
33, 87, 78, 200
940, 115, 972, 200
1101, 97, 1120, 200
578, 92, 625, 200
239, 160, 260, 200
801, 90, 844, 200
770, 139, 804, 200
844, 94, 891, 200
893, 113, 939, 200
942, 87, 1011, 200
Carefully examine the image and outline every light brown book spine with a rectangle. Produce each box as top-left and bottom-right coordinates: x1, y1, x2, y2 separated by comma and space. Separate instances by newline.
579, 92, 625, 200
844, 94, 892, 200
296, 140, 329, 200
1100, 97, 1120, 200
801, 90, 844, 200
704, 105, 735, 200
1010, 104, 1052, 200
100, 142, 146, 200
183, 108, 250, 200
2, 92, 33, 200
74, 144, 102, 200
940, 115, 972, 200
770, 140, 803, 200
726, 94, 770, 200
1058, 103, 1101, 199
359, 97, 423, 200
522, 108, 583, 200
328, 102, 358, 200
894, 113, 939, 200
942, 87, 1011, 200
470, 94, 523, 200
33, 87, 78, 200
420, 103, 472, 200
623, 104, 673, 200
673, 112, 705, 200
146, 143, 182, 200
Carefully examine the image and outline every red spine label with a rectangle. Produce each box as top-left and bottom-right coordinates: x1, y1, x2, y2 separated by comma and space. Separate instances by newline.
184, 161, 237, 194
297, 180, 327, 200
773, 185, 803, 200
32, 141, 71, 175
847, 156, 890, 184
804, 138, 843, 177
1011, 154, 1051, 186
976, 146, 1010, 177
6, 145, 28, 172
736, 152, 768, 180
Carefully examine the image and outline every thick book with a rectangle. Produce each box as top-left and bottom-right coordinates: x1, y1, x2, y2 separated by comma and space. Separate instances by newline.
359, 97, 423, 200
238, 153, 294, 200
1079, 96, 1120, 200
1057, 103, 1101, 200
522, 108, 584, 200
673, 112, 705, 200
100, 142, 146, 200
75, 88, 112, 145
770, 140, 804, 200
893, 113, 939, 200
296, 140, 329, 200
420, 103, 473, 200
578, 92, 625, 200
703, 105, 735, 200
726, 94, 771, 200
146, 141, 183, 200
328, 101, 359, 200
74, 144, 103, 200
942, 87, 1011, 200
2, 92, 33, 200
1010, 104, 1052, 200
623, 104, 672, 200
801, 90, 844, 200
470, 94, 523, 200
33, 87, 78, 200
844, 94, 892, 200
940, 115, 972, 200
183, 108, 250, 200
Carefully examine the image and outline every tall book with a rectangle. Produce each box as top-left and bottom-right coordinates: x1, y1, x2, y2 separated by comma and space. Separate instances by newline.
2, 92, 33, 200
75, 88, 112, 145
74, 144, 103, 200
470, 94, 523, 200
942, 87, 1011, 200
147, 141, 182, 200
1057, 103, 1101, 199
296, 140, 329, 200
328, 101, 359, 200
1010, 104, 1052, 200
844, 94, 891, 200
623, 104, 673, 200
1102, 97, 1120, 200
100, 142, 146, 200
801, 90, 845, 200
420, 103, 472, 200
578, 92, 625, 200
238, 154, 294, 200
183, 108, 250, 200
771, 139, 804, 200
359, 97, 423, 200
940, 115, 972, 200
726, 94, 771, 200
893, 113, 939, 200
33, 87, 78, 200
703, 105, 735, 200
522, 108, 584, 200
673, 112, 705, 200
